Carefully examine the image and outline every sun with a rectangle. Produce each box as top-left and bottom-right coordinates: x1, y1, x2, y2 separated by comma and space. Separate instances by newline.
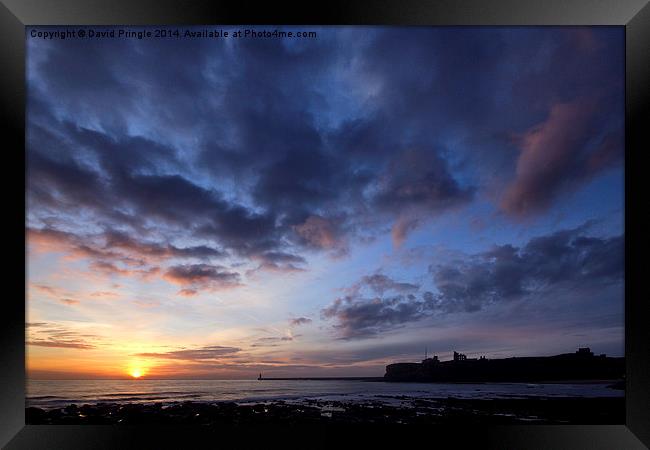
126, 357, 150, 379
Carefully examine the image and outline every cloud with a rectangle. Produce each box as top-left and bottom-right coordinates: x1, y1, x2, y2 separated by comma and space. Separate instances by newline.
391, 216, 420, 249
59, 298, 80, 306
28, 226, 222, 283
374, 149, 474, 214
26, 111, 288, 278
162, 264, 241, 290
322, 225, 623, 338
431, 226, 623, 313
29, 283, 86, 306
358, 274, 419, 296
343, 273, 420, 298
26, 29, 490, 279
26, 28, 624, 299
322, 293, 431, 339
30, 283, 64, 297
103, 229, 226, 260
501, 98, 623, 216
28, 227, 124, 264
27, 340, 94, 349
250, 335, 297, 347
292, 215, 348, 254
89, 261, 161, 279
134, 345, 241, 361
289, 317, 312, 326
89, 291, 119, 298
177, 288, 199, 297
26, 323, 103, 349
321, 274, 426, 338
247, 251, 307, 274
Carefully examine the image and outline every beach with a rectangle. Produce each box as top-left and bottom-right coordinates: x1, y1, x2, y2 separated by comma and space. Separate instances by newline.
26, 396, 624, 425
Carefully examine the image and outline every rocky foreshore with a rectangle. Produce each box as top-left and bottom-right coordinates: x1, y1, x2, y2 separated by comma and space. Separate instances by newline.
26, 396, 624, 425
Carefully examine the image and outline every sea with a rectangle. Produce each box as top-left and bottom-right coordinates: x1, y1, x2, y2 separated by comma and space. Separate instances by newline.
26, 379, 623, 410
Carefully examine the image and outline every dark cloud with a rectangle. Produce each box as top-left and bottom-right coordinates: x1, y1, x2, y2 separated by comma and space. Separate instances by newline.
369, 149, 474, 246
163, 264, 241, 290
26, 108, 287, 280
26, 323, 103, 349
28, 224, 223, 266
321, 273, 426, 338
374, 149, 474, 214
134, 345, 241, 361
28, 225, 232, 288
431, 227, 623, 313
88, 261, 155, 278
250, 335, 297, 347
26, 27, 624, 293
356, 274, 419, 296
291, 214, 348, 254
247, 251, 307, 274
336, 28, 623, 220
252, 148, 338, 216
322, 293, 430, 339
323, 226, 623, 339
25, 28, 484, 273
289, 317, 312, 326
103, 229, 225, 260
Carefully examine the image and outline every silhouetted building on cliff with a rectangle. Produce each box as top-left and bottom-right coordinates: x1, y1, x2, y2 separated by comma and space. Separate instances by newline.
577, 347, 594, 357
453, 351, 467, 361
384, 347, 624, 383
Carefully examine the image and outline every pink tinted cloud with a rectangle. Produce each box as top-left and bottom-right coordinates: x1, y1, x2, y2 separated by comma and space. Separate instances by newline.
293, 215, 347, 255
89, 291, 119, 298
391, 215, 420, 249
500, 98, 620, 217
27, 228, 145, 267
59, 298, 80, 305
177, 288, 198, 297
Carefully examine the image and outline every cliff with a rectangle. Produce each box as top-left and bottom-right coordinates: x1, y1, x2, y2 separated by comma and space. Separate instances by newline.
384, 350, 624, 382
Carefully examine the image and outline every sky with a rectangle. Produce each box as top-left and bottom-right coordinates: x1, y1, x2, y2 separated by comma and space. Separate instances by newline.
25, 26, 625, 380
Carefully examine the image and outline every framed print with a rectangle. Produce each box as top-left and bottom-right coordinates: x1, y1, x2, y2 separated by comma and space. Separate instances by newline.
1, 0, 649, 448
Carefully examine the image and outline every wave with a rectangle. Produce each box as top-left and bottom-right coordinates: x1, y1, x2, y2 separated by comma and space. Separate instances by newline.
26, 380, 622, 410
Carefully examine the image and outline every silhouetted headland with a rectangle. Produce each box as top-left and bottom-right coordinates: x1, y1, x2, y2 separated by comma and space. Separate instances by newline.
384, 347, 624, 383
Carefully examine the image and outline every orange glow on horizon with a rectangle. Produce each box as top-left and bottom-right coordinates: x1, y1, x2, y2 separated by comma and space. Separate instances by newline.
126, 359, 150, 379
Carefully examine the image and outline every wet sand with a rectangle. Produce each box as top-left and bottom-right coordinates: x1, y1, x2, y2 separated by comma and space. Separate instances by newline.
25, 396, 624, 425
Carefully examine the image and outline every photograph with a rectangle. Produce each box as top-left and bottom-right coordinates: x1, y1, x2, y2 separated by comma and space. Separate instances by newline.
24, 25, 626, 427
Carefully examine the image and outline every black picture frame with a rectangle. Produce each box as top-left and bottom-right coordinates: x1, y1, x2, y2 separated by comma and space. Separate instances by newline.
2, 0, 648, 448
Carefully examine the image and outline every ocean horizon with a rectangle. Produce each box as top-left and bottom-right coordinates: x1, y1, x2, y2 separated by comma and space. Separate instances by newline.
27, 379, 623, 410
